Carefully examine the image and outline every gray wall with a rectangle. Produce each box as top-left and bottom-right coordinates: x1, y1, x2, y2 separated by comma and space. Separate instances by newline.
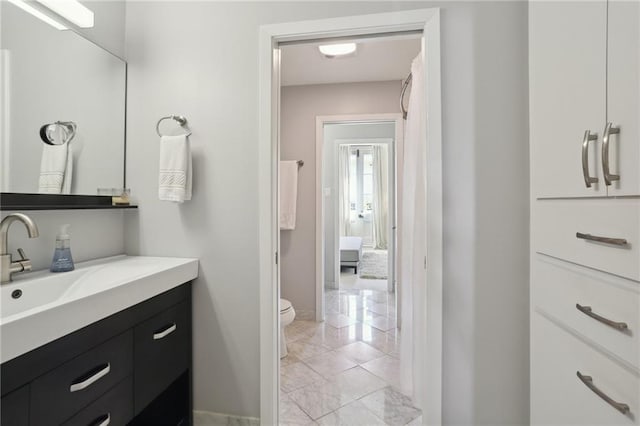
322, 121, 396, 289
281, 82, 401, 318
1, 1, 127, 272
123, 1, 529, 423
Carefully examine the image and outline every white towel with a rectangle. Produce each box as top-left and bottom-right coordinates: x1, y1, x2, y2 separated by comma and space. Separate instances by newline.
159, 135, 192, 203
279, 160, 298, 230
39, 144, 72, 194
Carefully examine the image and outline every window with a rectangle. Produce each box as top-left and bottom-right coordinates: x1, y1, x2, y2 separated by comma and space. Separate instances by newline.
348, 146, 374, 213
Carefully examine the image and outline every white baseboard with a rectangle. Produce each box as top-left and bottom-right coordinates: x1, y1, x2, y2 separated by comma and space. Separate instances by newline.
193, 410, 260, 426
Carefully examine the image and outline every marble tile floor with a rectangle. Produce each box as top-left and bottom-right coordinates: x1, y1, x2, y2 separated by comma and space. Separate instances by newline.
280, 288, 421, 425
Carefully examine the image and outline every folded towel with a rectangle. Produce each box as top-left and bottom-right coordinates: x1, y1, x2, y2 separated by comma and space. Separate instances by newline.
279, 160, 298, 230
159, 134, 192, 203
39, 144, 72, 194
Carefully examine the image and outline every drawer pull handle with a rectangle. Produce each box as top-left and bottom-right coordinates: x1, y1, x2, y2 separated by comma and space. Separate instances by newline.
153, 323, 177, 340
602, 122, 621, 186
90, 413, 111, 426
577, 371, 630, 415
582, 130, 599, 187
576, 304, 628, 331
576, 232, 628, 247
70, 363, 111, 393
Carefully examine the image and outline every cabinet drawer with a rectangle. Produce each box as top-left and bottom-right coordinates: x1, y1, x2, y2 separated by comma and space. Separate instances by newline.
134, 301, 189, 414
532, 313, 639, 425
62, 376, 133, 426
1, 385, 29, 426
533, 199, 640, 281
533, 255, 640, 368
30, 331, 133, 426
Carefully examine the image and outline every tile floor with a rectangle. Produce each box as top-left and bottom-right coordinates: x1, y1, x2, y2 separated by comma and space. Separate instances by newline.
279, 273, 421, 425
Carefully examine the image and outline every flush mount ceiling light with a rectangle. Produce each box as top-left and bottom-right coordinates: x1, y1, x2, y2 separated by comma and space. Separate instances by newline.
37, 0, 94, 28
7, 0, 67, 30
318, 43, 357, 58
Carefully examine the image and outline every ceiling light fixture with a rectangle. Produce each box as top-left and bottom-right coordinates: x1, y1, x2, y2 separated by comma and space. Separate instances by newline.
37, 0, 94, 28
7, 0, 67, 30
318, 43, 357, 58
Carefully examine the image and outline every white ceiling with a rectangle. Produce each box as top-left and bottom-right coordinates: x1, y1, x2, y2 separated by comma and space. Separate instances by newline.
281, 37, 421, 87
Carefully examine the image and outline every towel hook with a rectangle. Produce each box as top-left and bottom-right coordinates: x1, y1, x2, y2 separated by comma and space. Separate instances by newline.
156, 115, 192, 137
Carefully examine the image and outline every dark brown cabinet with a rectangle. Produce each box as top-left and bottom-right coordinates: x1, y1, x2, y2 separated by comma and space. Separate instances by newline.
1, 283, 192, 426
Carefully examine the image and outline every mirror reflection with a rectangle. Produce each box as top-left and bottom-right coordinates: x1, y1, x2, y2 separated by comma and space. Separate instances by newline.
0, 1, 126, 195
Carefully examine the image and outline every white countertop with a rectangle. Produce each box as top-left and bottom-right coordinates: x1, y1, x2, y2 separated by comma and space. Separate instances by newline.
1, 255, 198, 363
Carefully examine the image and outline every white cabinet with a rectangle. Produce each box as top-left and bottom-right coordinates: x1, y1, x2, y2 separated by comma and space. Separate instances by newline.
530, 2, 640, 424
530, 0, 639, 198
607, 1, 640, 196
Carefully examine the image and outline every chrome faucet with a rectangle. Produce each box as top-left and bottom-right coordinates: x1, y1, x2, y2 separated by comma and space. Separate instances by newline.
1, 213, 39, 284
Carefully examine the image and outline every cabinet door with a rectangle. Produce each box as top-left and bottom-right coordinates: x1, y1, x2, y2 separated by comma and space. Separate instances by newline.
607, 1, 640, 196
530, 1, 607, 198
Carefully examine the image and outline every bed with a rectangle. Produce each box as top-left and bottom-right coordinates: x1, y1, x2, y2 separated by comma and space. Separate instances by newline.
340, 236, 363, 274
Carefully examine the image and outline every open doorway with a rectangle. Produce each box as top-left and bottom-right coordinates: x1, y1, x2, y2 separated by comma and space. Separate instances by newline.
258, 9, 443, 425
277, 34, 421, 424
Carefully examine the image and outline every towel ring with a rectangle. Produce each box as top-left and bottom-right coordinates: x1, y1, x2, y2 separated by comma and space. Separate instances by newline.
156, 115, 192, 137
39, 121, 77, 145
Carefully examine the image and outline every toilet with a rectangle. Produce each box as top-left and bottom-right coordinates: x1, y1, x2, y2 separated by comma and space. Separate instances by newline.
280, 298, 296, 358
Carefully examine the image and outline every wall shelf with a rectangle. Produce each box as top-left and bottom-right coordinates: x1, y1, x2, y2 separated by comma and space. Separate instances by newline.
0, 193, 138, 211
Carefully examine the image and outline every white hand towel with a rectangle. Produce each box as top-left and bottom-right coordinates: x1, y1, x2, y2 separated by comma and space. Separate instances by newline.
159, 135, 192, 203
39, 143, 70, 194
279, 160, 298, 230
61, 145, 73, 194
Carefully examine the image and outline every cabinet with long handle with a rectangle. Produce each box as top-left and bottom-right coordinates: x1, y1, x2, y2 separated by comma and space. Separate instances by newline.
530, 0, 607, 198
606, 0, 640, 196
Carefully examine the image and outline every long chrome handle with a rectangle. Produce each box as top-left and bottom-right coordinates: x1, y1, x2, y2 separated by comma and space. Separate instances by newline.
91, 413, 111, 426
153, 323, 177, 340
582, 130, 599, 187
69, 363, 110, 392
577, 371, 630, 414
576, 304, 628, 331
602, 122, 621, 185
576, 232, 628, 247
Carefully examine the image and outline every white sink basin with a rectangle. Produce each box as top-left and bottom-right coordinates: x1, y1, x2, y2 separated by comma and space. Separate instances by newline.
1, 255, 198, 363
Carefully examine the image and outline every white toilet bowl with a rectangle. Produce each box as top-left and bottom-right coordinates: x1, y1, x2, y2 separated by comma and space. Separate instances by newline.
280, 298, 296, 358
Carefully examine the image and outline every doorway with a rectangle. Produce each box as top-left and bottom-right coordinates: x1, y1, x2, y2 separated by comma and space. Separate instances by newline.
259, 9, 443, 425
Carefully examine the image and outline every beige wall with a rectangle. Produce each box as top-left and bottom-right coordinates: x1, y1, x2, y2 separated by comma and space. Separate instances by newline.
280, 81, 401, 318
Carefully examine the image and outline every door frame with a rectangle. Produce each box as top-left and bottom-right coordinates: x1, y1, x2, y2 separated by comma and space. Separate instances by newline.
259, 8, 442, 425
316, 114, 402, 313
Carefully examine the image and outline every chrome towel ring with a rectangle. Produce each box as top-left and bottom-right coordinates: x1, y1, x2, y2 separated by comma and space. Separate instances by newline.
156, 115, 192, 137
39, 121, 77, 145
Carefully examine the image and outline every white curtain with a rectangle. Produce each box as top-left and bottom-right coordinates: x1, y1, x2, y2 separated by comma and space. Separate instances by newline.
400, 52, 427, 408
338, 145, 351, 236
372, 145, 389, 249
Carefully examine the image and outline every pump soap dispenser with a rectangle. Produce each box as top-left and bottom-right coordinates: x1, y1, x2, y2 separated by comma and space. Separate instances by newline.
50, 224, 74, 272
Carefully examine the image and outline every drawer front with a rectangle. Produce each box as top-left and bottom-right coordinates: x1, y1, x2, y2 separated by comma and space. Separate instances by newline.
1, 385, 29, 426
134, 301, 189, 414
62, 376, 133, 426
31, 331, 133, 426
533, 199, 640, 281
532, 313, 640, 425
533, 255, 640, 368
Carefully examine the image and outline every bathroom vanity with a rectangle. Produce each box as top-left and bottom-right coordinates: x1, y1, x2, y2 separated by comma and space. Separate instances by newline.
0, 256, 198, 426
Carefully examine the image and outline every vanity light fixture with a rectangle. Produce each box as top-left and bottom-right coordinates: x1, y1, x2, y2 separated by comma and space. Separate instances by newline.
37, 0, 94, 28
318, 43, 357, 58
7, 0, 67, 30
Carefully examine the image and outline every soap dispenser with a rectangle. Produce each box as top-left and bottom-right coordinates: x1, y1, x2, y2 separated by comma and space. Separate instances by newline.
50, 224, 74, 272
